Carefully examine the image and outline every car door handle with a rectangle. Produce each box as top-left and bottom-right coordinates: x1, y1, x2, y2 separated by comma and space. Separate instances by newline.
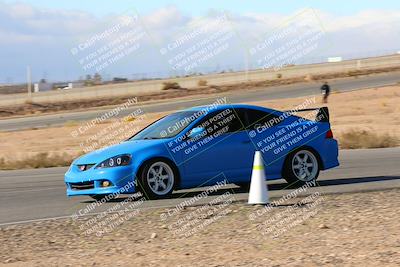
242, 140, 251, 144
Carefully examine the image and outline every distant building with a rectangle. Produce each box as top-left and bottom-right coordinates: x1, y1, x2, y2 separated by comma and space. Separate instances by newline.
34, 81, 53, 92
113, 77, 128, 83
327, 57, 342, 63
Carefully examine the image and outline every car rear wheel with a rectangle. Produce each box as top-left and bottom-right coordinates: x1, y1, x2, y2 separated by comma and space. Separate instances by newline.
283, 148, 320, 186
138, 160, 176, 200
235, 182, 250, 191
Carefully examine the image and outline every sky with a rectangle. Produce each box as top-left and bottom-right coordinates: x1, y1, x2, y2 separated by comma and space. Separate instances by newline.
3, 0, 400, 17
1, 0, 400, 83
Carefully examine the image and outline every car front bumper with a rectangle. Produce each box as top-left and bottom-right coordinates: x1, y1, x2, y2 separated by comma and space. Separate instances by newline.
64, 165, 137, 196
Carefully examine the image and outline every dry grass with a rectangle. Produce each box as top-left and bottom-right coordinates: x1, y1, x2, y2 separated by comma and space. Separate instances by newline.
0, 152, 78, 170
197, 79, 208, 86
304, 74, 314, 81
338, 129, 398, 149
162, 82, 182, 90
24, 99, 34, 105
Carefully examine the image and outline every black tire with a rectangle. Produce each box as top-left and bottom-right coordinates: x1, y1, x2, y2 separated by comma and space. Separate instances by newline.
235, 182, 251, 191
137, 159, 177, 200
283, 148, 320, 187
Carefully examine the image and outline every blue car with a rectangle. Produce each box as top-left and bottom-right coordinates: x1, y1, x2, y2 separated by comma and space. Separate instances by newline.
65, 104, 339, 200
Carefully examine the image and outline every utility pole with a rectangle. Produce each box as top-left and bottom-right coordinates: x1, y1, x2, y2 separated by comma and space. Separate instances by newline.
245, 50, 249, 82
27, 66, 32, 101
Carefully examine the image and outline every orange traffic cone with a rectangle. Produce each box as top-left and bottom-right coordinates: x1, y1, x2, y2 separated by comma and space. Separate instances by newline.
248, 151, 269, 204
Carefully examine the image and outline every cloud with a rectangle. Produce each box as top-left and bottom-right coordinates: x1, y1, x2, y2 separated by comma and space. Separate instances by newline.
144, 6, 189, 29
1, 3, 398, 47
0, 2, 96, 42
0, 2, 399, 82
320, 9, 400, 31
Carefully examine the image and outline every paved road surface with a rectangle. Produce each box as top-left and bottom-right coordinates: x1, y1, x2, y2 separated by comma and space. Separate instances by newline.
0, 147, 399, 226
0, 72, 399, 131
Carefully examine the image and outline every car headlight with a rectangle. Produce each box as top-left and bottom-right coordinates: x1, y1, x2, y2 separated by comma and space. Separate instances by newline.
96, 154, 131, 169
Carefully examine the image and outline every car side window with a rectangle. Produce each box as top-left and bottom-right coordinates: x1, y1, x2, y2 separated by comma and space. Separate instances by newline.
244, 108, 281, 130
191, 108, 246, 135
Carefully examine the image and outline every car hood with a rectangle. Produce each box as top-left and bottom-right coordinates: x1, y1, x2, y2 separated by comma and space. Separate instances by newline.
73, 139, 165, 165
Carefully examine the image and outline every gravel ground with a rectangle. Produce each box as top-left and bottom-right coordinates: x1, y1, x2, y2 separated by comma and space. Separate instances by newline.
1, 189, 399, 267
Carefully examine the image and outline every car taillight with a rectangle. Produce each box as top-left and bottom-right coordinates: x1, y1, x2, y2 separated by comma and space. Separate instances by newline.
325, 129, 333, 139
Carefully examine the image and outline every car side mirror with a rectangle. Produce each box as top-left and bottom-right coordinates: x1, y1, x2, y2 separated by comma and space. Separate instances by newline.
188, 127, 206, 140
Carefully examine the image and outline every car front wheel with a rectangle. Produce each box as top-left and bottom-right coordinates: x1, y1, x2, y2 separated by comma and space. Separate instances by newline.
138, 160, 176, 200
283, 148, 320, 187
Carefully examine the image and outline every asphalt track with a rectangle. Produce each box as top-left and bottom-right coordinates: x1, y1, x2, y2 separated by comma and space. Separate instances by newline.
0, 147, 399, 226
1, 71, 399, 131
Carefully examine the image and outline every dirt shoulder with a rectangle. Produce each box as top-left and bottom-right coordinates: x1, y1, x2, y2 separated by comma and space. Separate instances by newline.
0, 84, 398, 169
1, 189, 399, 266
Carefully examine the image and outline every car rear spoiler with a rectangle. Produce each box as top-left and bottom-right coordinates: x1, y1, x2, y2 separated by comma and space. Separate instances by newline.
284, 107, 330, 123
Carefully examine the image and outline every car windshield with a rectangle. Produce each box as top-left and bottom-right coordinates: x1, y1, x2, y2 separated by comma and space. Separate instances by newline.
129, 110, 201, 140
